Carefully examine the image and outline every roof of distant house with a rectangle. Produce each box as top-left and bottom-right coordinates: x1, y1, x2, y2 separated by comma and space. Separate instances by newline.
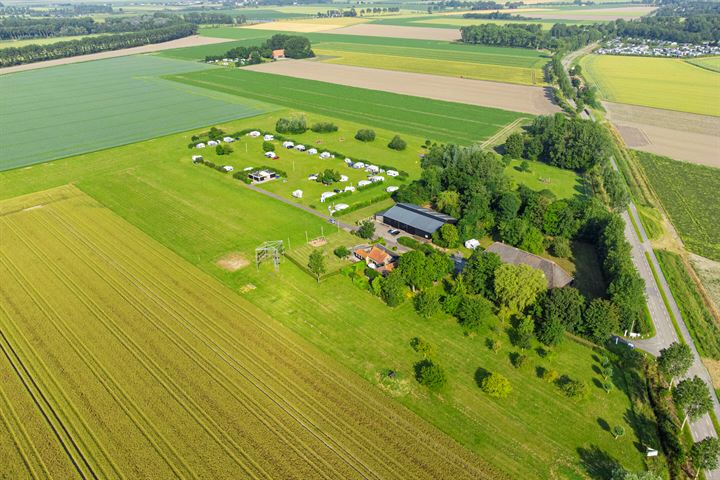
272, 49, 285, 58
355, 244, 395, 266
485, 242, 573, 289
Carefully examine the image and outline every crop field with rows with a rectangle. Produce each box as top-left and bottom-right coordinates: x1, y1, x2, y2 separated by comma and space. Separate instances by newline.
0, 185, 492, 479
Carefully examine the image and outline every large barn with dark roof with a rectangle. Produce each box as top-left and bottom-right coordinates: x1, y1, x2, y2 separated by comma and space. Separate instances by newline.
377, 203, 457, 239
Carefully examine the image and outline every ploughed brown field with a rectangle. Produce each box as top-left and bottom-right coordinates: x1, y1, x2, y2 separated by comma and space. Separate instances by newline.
606, 102, 720, 168
246, 60, 560, 115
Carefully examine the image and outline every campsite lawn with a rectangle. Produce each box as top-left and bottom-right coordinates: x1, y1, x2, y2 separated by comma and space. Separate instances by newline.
0, 121, 656, 478
580, 54, 720, 117
504, 159, 584, 199
0, 185, 487, 479
165, 68, 524, 145
637, 152, 720, 262
0, 55, 274, 171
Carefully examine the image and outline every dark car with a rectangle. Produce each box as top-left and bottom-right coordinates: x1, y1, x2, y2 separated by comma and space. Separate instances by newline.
388, 229, 400, 236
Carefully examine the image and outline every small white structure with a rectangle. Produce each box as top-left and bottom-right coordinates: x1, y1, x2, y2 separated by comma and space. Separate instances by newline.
464, 239, 481, 250
307, 148, 318, 155
282, 141, 294, 148
339, 175, 349, 182
295, 144, 306, 151
192, 155, 203, 162
352, 162, 365, 169
264, 151, 278, 159
344, 158, 353, 165
243, 166, 253, 171
320, 191, 336, 203
369, 175, 385, 183
358, 180, 371, 187
248, 130, 261, 137
292, 189, 303, 199
386, 186, 399, 193
308, 174, 318, 181
319, 151, 332, 159
387, 170, 399, 177
334, 203, 349, 212
196, 143, 206, 149
222, 165, 234, 173
344, 186, 356, 192
263, 134, 274, 141
366, 165, 380, 173
223, 136, 235, 143
208, 140, 219, 147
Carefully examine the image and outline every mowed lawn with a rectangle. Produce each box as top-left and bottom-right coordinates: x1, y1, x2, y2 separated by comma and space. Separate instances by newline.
166, 68, 524, 144
580, 54, 720, 116
0, 55, 275, 171
638, 151, 720, 262
505, 159, 584, 199
0, 185, 489, 479
0, 122, 654, 477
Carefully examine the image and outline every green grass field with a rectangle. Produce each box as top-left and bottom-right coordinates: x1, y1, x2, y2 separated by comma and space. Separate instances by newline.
0, 185, 489, 479
0, 33, 109, 48
505, 159, 583, 199
166, 68, 524, 145
656, 250, 720, 361
686, 56, 720, 74
637, 152, 720, 262
0, 55, 275, 171
580, 54, 720, 117
0, 115, 657, 478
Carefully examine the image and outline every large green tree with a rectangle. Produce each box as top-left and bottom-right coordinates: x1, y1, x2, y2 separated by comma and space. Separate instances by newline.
675, 376, 713, 428
658, 342, 693, 386
580, 298, 619, 344
398, 251, 431, 292
463, 250, 502, 298
380, 270, 406, 307
691, 437, 720, 477
494, 263, 548, 318
308, 250, 326, 283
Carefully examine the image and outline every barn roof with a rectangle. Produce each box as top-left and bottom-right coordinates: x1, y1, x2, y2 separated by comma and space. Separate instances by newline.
382, 203, 457, 234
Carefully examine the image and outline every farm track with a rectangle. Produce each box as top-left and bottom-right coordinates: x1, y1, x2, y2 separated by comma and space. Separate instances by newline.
0, 187, 493, 479
49, 195, 491, 479
480, 117, 528, 149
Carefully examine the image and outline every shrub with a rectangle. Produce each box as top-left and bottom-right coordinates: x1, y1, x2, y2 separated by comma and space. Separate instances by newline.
551, 236, 572, 258
357, 220, 375, 239
510, 352, 528, 369
414, 359, 447, 391
262, 141, 274, 152
355, 129, 376, 142
387, 135, 407, 151
276, 116, 307, 134
333, 246, 350, 258
397, 236, 421, 249
410, 337, 436, 358
556, 375, 588, 399
519, 160, 530, 172
311, 122, 338, 133
481, 372, 512, 398
414, 289, 442, 318
542, 368, 559, 383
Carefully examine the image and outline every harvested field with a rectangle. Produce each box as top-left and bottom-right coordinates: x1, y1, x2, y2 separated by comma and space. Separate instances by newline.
0, 35, 234, 75
326, 24, 461, 41
245, 60, 559, 115
245, 21, 349, 32
527, 5, 656, 21
0, 185, 493, 479
606, 102, 720, 167
690, 253, 720, 315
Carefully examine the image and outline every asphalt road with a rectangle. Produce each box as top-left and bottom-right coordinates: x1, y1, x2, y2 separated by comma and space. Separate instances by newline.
609, 159, 720, 478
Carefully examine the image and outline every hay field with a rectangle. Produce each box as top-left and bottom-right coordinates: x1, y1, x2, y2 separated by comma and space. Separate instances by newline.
0, 55, 273, 171
314, 40, 548, 85
638, 152, 720, 262
581, 54, 720, 116
166, 68, 526, 144
0, 185, 491, 479
242, 60, 558, 114
325, 23, 461, 41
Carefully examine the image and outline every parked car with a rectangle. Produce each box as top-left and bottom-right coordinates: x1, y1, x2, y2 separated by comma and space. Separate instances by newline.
388, 229, 400, 236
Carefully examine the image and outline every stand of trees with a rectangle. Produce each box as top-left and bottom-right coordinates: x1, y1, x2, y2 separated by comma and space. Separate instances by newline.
615, 2, 720, 43
205, 34, 314, 64
462, 12, 537, 20
460, 23, 608, 51
0, 23, 197, 67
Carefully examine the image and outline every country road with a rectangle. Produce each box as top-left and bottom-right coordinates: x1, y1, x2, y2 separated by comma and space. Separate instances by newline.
609, 158, 720, 478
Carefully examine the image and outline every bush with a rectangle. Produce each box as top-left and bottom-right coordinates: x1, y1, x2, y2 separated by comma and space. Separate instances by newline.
519, 160, 530, 172
311, 122, 338, 133
262, 141, 274, 152
355, 129, 376, 142
551, 236, 572, 258
481, 372, 512, 398
414, 289, 442, 318
333, 246, 350, 258
387, 135, 407, 151
276, 116, 307, 134
410, 337, 436, 358
556, 375, 588, 399
357, 220, 375, 239
414, 359, 447, 391
542, 368, 559, 383
397, 236, 421, 249
510, 352, 528, 369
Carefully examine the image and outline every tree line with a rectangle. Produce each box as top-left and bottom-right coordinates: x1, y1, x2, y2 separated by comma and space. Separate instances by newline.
0, 22, 197, 67
204, 34, 314, 64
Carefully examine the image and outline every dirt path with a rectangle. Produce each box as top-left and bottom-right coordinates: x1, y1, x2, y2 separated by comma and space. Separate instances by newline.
246, 60, 560, 115
325, 24, 461, 41
605, 102, 720, 168
0, 36, 234, 75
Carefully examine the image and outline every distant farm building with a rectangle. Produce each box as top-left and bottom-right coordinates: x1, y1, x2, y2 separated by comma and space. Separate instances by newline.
248, 169, 279, 183
353, 244, 398, 275
377, 203, 457, 239
485, 242, 573, 289
272, 49, 285, 60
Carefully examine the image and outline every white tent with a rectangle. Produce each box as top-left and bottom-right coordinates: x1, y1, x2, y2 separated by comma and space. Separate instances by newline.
264, 151, 277, 159
248, 131, 261, 137
292, 189, 303, 198
295, 144, 306, 151
223, 137, 235, 143
208, 140, 219, 147
320, 191, 336, 203
263, 134, 274, 141
307, 148, 318, 155
196, 143, 206, 149
357, 180, 371, 187
387, 170, 399, 177
319, 151, 332, 159
283, 141, 294, 148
